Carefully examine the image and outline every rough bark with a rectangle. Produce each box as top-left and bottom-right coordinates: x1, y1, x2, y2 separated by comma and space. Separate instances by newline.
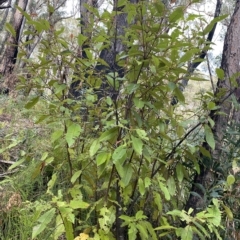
0, 0, 28, 79
185, 0, 240, 213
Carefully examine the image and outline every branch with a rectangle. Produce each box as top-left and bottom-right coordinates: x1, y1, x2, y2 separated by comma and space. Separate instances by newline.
0, 159, 17, 164
0, 5, 11, 9
180, 0, 222, 90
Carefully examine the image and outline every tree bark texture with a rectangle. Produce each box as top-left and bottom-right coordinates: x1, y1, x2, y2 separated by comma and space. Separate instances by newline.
185, 0, 240, 213
0, 0, 28, 78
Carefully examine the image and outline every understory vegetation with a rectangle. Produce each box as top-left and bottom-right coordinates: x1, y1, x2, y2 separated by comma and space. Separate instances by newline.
0, 0, 240, 240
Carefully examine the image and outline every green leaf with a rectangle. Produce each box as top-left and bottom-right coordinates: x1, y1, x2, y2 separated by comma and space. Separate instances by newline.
9, 158, 25, 170
138, 178, 145, 196
51, 130, 64, 143
179, 49, 199, 63
144, 177, 151, 188
89, 139, 101, 157
24, 96, 39, 109
112, 145, 127, 163
174, 87, 185, 103
65, 122, 81, 147
133, 98, 145, 108
155, 225, 176, 230
216, 68, 224, 80
199, 146, 211, 158
154, 2, 164, 14
77, 33, 88, 47
204, 124, 215, 150
136, 223, 148, 239
63, 218, 74, 240
136, 129, 149, 140
153, 192, 162, 212
128, 223, 137, 240
169, 7, 184, 23
203, 15, 228, 35
167, 176, 176, 196
159, 181, 170, 201
99, 127, 118, 142
131, 136, 143, 155
227, 174, 235, 186
96, 152, 111, 166
71, 170, 82, 184
32, 208, 56, 238
48, 4, 55, 13
69, 200, 89, 209
41, 152, 48, 161
176, 163, 184, 182
181, 226, 193, 240
121, 164, 133, 186
207, 102, 216, 110
16, 6, 32, 21
193, 221, 209, 238
5, 23, 16, 37
223, 204, 233, 220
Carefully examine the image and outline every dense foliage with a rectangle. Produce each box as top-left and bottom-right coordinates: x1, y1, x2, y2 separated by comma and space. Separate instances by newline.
0, 1, 239, 240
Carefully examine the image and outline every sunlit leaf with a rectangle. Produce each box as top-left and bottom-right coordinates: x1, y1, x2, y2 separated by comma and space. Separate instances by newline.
227, 174, 235, 186
131, 136, 143, 155
66, 122, 81, 147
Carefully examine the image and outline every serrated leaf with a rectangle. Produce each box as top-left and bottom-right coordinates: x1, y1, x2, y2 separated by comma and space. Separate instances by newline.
227, 174, 235, 186
66, 123, 81, 147
169, 7, 184, 23
25, 96, 39, 109
204, 124, 215, 150
131, 136, 143, 155
216, 68, 224, 80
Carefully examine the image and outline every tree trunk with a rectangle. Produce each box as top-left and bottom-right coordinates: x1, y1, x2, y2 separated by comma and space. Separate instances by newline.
185, 0, 240, 213
0, 0, 28, 88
